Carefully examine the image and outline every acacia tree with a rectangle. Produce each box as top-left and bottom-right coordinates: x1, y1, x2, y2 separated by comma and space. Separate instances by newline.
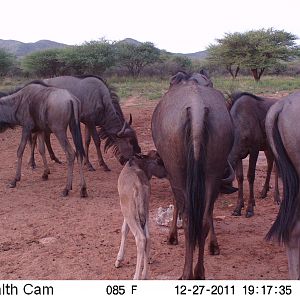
242, 29, 298, 81
207, 32, 246, 78
116, 42, 161, 76
0, 49, 16, 77
207, 28, 299, 81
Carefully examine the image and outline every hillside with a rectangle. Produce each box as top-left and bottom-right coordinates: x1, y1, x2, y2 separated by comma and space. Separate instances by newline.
0, 37, 207, 60
0, 39, 68, 57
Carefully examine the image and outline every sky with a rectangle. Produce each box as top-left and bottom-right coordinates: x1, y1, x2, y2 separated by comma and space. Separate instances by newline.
0, 0, 299, 53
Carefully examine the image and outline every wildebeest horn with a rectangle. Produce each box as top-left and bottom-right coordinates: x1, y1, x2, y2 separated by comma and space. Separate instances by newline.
117, 121, 127, 137
128, 114, 132, 126
221, 161, 235, 184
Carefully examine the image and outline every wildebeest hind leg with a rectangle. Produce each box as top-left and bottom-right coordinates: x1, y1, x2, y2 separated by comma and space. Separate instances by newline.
44, 132, 62, 164
54, 132, 75, 197
90, 126, 111, 172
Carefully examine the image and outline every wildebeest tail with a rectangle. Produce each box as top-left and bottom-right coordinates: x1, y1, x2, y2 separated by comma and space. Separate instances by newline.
69, 99, 85, 161
265, 109, 299, 244
184, 106, 208, 250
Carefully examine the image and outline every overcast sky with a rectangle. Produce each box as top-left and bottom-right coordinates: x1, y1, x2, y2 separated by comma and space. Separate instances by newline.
0, 0, 299, 53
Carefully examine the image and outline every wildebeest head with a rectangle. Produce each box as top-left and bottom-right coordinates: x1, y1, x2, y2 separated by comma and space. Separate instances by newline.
130, 150, 167, 179
101, 114, 141, 165
170, 70, 213, 88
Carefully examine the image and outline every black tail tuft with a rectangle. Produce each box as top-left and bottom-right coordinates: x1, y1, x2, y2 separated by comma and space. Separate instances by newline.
185, 107, 208, 250
265, 111, 299, 244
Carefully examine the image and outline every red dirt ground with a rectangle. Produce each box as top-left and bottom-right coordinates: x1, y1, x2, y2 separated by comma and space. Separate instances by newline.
0, 96, 288, 280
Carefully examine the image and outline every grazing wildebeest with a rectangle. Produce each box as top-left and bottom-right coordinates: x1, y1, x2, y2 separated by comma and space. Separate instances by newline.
151, 72, 235, 279
0, 81, 87, 197
115, 150, 167, 279
265, 91, 300, 279
29, 75, 141, 170
228, 92, 280, 217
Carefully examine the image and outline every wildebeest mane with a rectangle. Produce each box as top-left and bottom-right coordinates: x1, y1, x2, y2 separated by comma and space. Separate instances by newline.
265, 110, 299, 244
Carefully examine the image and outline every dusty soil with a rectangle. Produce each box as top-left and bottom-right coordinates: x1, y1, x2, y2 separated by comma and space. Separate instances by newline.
0, 96, 288, 280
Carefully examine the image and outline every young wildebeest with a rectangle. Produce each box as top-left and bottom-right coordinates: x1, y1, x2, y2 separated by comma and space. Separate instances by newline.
265, 91, 300, 279
151, 72, 236, 279
115, 150, 167, 280
0, 81, 87, 197
228, 92, 280, 217
30, 75, 141, 170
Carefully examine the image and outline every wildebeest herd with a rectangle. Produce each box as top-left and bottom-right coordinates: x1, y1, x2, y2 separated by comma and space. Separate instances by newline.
0, 72, 299, 280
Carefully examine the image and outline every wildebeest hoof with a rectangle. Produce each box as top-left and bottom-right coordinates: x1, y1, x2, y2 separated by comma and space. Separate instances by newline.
232, 210, 242, 216
260, 190, 268, 199
8, 181, 17, 188
86, 164, 96, 172
115, 260, 121, 268
167, 235, 178, 245
42, 173, 48, 181
246, 211, 254, 218
52, 157, 62, 164
62, 189, 69, 197
209, 243, 220, 255
80, 187, 88, 198
30, 163, 37, 170
101, 164, 111, 172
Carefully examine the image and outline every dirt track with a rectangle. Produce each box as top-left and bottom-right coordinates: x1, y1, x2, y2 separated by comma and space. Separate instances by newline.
0, 97, 287, 280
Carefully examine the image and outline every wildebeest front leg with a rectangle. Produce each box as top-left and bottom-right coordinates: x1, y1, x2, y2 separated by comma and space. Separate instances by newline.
90, 126, 111, 172
246, 149, 259, 218
260, 149, 273, 198
84, 125, 96, 171
168, 203, 179, 245
232, 159, 244, 216
9, 128, 31, 188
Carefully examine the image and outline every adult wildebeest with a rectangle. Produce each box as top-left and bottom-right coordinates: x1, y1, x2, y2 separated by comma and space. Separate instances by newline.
0, 81, 87, 197
265, 91, 300, 279
151, 72, 235, 279
115, 150, 167, 279
29, 75, 141, 170
228, 92, 280, 217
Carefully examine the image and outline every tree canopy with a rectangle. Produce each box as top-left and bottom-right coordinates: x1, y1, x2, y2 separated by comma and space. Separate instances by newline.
207, 28, 299, 80
0, 48, 16, 77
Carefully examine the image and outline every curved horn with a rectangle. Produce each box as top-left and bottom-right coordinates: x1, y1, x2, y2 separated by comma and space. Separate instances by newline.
128, 113, 132, 126
221, 161, 235, 184
117, 121, 127, 137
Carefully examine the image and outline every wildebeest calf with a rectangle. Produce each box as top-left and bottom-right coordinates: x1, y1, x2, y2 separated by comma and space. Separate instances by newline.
115, 150, 167, 280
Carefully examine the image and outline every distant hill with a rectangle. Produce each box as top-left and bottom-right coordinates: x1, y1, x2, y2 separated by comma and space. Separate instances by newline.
0, 37, 207, 60
0, 39, 68, 57
119, 38, 207, 60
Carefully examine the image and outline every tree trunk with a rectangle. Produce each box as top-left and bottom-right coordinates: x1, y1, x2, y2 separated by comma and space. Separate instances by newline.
251, 69, 260, 81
